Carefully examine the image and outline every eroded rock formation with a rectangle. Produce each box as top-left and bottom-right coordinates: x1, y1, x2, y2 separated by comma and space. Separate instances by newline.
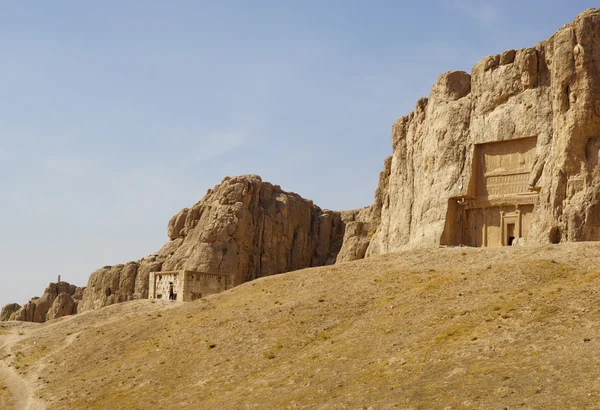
356, 8, 600, 255
79, 175, 345, 312
336, 156, 392, 262
11, 282, 85, 323
77, 259, 162, 312
1, 303, 20, 321
68, 9, 600, 313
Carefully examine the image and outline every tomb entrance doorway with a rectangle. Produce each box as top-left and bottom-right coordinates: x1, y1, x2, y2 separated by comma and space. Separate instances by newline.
507, 223, 516, 246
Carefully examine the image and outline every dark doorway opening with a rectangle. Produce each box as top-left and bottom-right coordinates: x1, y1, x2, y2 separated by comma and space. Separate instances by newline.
507, 223, 515, 246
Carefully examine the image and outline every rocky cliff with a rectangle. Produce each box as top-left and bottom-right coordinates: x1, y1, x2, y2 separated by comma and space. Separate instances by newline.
354, 8, 600, 255
336, 156, 391, 262
78, 175, 345, 312
10, 282, 85, 323
63, 9, 600, 313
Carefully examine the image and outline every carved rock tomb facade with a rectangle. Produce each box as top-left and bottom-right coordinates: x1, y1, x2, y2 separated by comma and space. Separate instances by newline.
148, 270, 234, 302
445, 137, 539, 247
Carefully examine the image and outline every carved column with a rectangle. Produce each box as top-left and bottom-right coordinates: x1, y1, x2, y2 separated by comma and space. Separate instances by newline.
516, 207, 522, 239
500, 211, 506, 246
483, 208, 488, 247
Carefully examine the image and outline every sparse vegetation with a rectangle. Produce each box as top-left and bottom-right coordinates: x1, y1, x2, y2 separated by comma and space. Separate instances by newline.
0, 380, 14, 408
3, 243, 600, 409
12, 343, 49, 374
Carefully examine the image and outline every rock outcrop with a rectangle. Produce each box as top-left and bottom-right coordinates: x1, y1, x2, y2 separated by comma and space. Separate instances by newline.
78, 260, 161, 312
362, 9, 600, 254
79, 175, 345, 312
1, 303, 20, 321
12, 282, 85, 323
68, 9, 600, 313
336, 156, 392, 262
47, 292, 78, 320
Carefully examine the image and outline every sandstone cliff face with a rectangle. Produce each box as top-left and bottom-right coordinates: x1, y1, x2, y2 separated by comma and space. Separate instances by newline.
12, 282, 85, 323
47, 293, 78, 320
71, 9, 600, 313
336, 156, 392, 263
365, 9, 600, 254
79, 175, 345, 312
77, 259, 162, 312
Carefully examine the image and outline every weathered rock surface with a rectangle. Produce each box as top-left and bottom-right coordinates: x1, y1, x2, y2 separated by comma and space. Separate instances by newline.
71, 9, 600, 313
12, 282, 85, 323
336, 156, 392, 263
1, 303, 20, 321
47, 293, 77, 320
363, 9, 600, 254
78, 260, 158, 312
79, 175, 345, 312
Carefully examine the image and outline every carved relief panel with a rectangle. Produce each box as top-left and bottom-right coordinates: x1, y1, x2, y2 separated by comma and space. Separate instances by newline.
474, 137, 538, 198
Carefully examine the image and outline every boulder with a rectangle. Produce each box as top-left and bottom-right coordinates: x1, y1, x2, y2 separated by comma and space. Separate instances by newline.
47, 293, 77, 320
13, 299, 38, 322
1, 303, 21, 321
12, 281, 84, 323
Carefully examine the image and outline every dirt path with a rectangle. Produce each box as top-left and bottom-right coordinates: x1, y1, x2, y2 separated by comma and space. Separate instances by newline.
0, 361, 45, 410
0, 300, 178, 409
0, 327, 46, 410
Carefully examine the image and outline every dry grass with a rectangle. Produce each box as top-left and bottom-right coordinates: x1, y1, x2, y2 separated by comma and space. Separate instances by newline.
0, 380, 14, 408
4, 242, 600, 409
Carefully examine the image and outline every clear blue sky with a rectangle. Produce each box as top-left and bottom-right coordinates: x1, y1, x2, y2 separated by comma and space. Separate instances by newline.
0, 1, 596, 307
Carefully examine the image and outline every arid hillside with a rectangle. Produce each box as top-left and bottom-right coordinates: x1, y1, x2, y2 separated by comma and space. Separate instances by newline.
2, 243, 600, 409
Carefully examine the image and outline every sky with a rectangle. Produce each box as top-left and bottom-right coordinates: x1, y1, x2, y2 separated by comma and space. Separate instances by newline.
0, 0, 597, 307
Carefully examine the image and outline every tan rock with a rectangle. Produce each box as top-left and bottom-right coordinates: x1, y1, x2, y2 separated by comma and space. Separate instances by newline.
79, 175, 345, 312
134, 259, 163, 300
12, 281, 84, 323
430, 71, 471, 101
78, 262, 139, 312
33, 288, 56, 323
168, 208, 189, 240
47, 293, 77, 320
366, 9, 600, 254
72, 9, 600, 313
0, 303, 20, 321
336, 156, 392, 263
500, 49, 516, 65
72, 286, 85, 301
336, 219, 371, 262
13, 299, 37, 322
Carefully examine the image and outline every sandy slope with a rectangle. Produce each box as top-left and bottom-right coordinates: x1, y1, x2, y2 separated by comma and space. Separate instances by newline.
0, 300, 180, 410
3, 243, 600, 409
0, 322, 45, 409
